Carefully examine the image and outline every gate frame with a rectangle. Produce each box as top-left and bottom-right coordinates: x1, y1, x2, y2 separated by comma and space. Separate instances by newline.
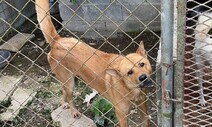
173, 0, 186, 127
158, 0, 186, 127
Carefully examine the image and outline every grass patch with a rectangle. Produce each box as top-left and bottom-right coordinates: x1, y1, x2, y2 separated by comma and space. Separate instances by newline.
0, 97, 12, 114
91, 97, 117, 127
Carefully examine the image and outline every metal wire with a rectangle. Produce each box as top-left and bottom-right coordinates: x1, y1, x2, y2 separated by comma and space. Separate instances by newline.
0, 0, 161, 127
184, 0, 212, 126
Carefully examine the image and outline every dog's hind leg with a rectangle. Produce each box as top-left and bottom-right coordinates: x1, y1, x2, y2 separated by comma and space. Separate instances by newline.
195, 54, 207, 106
62, 76, 81, 118
54, 67, 81, 118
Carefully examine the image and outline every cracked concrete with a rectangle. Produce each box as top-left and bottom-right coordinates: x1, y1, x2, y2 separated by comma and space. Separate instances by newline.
51, 106, 96, 127
0, 75, 22, 101
0, 75, 36, 121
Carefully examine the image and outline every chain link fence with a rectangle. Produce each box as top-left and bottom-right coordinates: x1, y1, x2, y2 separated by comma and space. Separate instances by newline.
3, 0, 212, 127
0, 0, 161, 127
185, 0, 212, 126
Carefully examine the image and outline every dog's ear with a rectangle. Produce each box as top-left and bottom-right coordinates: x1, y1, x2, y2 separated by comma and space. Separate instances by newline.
136, 41, 147, 58
106, 56, 123, 77
105, 69, 121, 78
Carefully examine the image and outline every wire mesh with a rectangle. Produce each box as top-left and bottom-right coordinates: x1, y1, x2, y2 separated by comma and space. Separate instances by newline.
185, 0, 212, 126
0, 0, 161, 127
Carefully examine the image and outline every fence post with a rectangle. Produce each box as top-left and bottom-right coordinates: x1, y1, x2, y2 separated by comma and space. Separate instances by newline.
173, 0, 186, 127
161, 0, 174, 127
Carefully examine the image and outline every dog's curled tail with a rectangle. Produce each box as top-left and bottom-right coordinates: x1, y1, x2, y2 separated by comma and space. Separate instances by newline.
195, 12, 212, 41
35, 0, 60, 44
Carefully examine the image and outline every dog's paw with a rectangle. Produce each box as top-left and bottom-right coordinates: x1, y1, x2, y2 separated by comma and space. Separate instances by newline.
62, 102, 70, 109
72, 110, 81, 119
199, 98, 207, 106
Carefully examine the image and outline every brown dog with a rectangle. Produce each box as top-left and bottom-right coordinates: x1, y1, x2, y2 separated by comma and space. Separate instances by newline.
35, 0, 153, 126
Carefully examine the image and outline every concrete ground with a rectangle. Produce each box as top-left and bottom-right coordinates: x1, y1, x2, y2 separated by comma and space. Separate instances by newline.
0, 75, 36, 121
51, 106, 96, 127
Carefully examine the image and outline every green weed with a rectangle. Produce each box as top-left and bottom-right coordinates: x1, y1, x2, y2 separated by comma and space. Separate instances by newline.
91, 97, 117, 127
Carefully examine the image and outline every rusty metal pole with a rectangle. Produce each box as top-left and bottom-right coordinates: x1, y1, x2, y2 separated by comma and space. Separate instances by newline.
161, 0, 174, 126
173, 0, 186, 126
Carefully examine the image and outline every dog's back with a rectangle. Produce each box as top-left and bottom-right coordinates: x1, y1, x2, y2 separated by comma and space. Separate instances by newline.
195, 12, 212, 41
194, 12, 212, 62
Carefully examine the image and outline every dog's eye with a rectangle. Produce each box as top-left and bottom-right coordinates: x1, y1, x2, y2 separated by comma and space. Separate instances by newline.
139, 62, 145, 67
127, 69, 133, 75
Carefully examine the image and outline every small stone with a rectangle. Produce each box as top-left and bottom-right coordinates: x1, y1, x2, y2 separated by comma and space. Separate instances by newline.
89, 42, 96, 46
38, 41, 45, 47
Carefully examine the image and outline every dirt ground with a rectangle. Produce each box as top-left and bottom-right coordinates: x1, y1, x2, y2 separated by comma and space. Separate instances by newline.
0, 13, 160, 127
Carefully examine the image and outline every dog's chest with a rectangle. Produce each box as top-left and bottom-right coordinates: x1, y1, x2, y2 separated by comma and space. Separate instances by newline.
194, 40, 212, 53
129, 89, 145, 102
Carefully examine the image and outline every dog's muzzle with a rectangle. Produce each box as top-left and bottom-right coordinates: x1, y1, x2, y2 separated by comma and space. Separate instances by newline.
139, 79, 154, 88
138, 74, 154, 88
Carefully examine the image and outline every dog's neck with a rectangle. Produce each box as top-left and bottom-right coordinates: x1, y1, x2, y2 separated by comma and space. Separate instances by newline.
104, 73, 143, 102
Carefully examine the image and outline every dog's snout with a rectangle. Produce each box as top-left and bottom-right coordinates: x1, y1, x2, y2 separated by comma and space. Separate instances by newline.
139, 74, 147, 82
139, 74, 154, 88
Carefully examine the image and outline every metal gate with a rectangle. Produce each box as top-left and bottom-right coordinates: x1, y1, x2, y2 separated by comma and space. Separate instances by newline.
184, 0, 212, 126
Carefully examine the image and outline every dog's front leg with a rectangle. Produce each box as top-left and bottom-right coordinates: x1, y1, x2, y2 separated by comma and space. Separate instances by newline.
195, 54, 207, 106
137, 100, 149, 127
114, 101, 130, 127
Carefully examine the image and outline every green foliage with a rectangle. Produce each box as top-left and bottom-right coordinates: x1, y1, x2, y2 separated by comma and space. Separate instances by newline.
70, 0, 77, 4
35, 89, 53, 98
91, 98, 117, 127
0, 97, 11, 113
